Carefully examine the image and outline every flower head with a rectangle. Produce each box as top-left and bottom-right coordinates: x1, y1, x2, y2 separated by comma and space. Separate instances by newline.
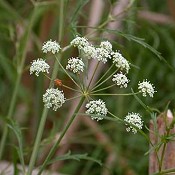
30, 58, 50, 76
100, 41, 112, 53
112, 51, 130, 73
138, 79, 156, 97
42, 39, 61, 54
85, 99, 108, 121
66, 57, 85, 74
82, 45, 97, 59
112, 73, 129, 88
70, 36, 89, 50
95, 47, 111, 63
43, 88, 65, 111
124, 112, 143, 134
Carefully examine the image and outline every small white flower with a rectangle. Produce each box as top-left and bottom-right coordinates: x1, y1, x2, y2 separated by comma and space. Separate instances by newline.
42, 39, 61, 54
82, 45, 97, 59
43, 88, 65, 111
66, 57, 85, 74
85, 99, 108, 121
100, 41, 112, 53
112, 51, 130, 73
112, 73, 129, 88
70, 36, 89, 50
138, 79, 156, 97
95, 47, 111, 63
124, 112, 143, 134
30, 58, 50, 76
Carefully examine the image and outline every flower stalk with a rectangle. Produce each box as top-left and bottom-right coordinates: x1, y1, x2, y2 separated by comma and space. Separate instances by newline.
38, 96, 85, 174
27, 58, 60, 175
27, 0, 65, 173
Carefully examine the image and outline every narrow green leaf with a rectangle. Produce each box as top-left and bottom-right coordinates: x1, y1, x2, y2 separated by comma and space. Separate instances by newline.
5, 118, 25, 173
70, 0, 89, 23
48, 150, 102, 166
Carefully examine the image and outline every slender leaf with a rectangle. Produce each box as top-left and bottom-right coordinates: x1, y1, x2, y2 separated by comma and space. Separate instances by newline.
70, 0, 89, 23
5, 118, 25, 173
48, 150, 102, 166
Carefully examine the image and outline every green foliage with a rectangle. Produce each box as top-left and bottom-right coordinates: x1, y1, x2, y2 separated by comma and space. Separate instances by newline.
0, 0, 175, 175
5, 118, 25, 173
48, 150, 102, 166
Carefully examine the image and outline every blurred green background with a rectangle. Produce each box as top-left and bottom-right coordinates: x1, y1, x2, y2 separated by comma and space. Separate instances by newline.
0, 0, 175, 174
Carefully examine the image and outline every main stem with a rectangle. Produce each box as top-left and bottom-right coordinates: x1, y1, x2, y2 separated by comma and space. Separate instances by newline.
0, 5, 36, 159
27, 60, 60, 175
27, 0, 64, 173
38, 96, 85, 174
58, 0, 64, 42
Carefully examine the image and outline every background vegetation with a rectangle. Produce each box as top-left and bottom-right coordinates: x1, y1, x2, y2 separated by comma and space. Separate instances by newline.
0, 0, 175, 174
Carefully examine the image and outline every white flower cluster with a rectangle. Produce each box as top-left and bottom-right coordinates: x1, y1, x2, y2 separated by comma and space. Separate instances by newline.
29, 40, 67, 111
92, 41, 112, 63
43, 88, 65, 111
30, 58, 50, 76
85, 99, 108, 121
112, 51, 130, 73
95, 47, 111, 63
138, 80, 156, 97
124, 113, 143, 134
71, 36, 112, 63
82, 45, 97, 59
42, 39, 61, 54
66, 57, 85, 74
112, 73, 129, 88
70, 36, 89, 49
100, 41, 113, 53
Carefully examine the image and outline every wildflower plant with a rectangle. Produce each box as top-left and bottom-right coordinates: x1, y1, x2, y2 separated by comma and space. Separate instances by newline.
25, 35, 157, 174
0, 1, 164, 175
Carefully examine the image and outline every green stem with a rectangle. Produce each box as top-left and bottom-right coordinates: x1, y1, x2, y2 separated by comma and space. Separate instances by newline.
159, 129, 171, 172
87, 61, 100, 90
62, 45, 71, 52
92, 64, 114, 89
86, 15, 111, 37
91, 92, 140, 96
65, 95, 82, 101
152, 167, 175, 175
43, 73, 52, 80
159, 142, 166, 172
62, 84, 81, 93
38, 96, 85, 175
27, 59, 60, 175
58, 0, 64, 42
27, 108, 48, 175
92, 68, 118, 91
77, 74, 84, 92
91, 84, 116, 93
27, 0, 65, 173
55, 56, 81, 89
0, 5, 36, 160
107, 111, 122, 122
